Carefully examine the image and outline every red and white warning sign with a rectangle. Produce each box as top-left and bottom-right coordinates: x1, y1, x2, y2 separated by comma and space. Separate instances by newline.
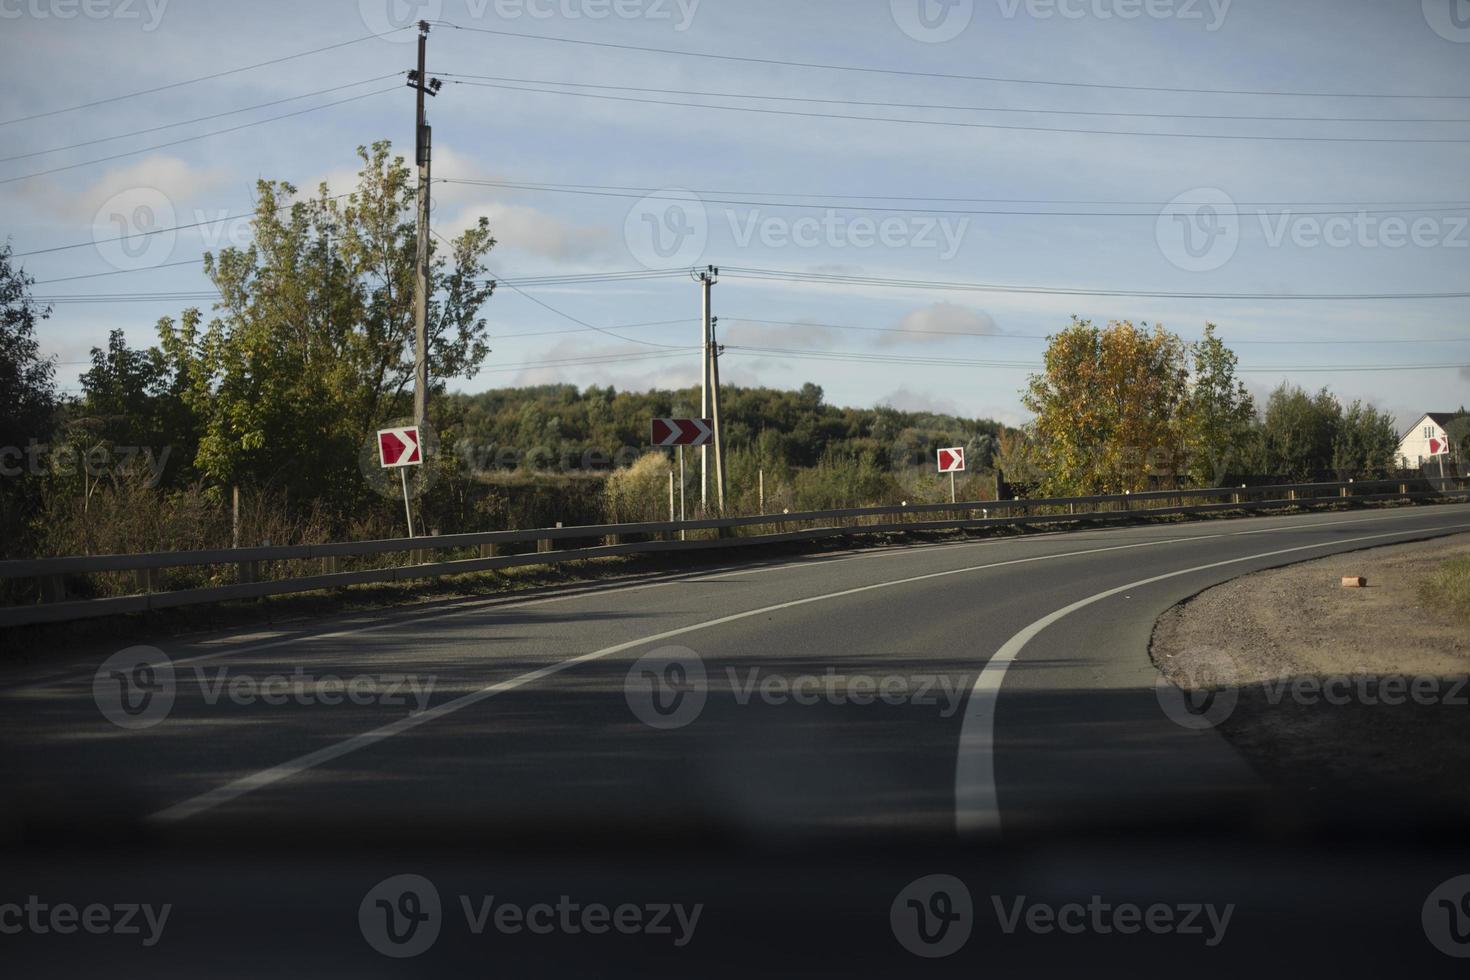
651, 418, 713, 448
378, 426, 422, 468
937, 447, 966, 473
1429, 435, 1450, 456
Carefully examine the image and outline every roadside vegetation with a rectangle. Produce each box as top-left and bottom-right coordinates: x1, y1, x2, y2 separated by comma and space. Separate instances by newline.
2, 140, 1466, 601
1421, 556, 1470, 623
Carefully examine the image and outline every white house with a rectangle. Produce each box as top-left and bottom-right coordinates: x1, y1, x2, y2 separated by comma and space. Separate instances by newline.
1396, 412, 1462, 468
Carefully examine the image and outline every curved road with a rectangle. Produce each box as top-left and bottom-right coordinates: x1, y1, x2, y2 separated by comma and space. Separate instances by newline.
4, 503, 1467, 839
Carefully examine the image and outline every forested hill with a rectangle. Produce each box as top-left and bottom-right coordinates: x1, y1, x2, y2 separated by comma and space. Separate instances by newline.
449, 382, 1006, 474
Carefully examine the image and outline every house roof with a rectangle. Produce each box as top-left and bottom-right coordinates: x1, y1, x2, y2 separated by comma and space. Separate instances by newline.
1399, 412, 1465, 442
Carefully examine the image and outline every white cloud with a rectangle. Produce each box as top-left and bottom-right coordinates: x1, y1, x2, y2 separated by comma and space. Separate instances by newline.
455, 200, 613, 263
41, 155, 232, 223
879, 386, 963, 416
882, 303, 1000, 347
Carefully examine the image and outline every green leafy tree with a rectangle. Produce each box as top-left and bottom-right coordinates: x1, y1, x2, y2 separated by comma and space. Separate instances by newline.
1332, 401, 1399, 479
1256, 385, 1340, 480
0, 243, 57, 560
0, 243, 55, 456
156, 142, 495, 509
1182, 324, 1255, 486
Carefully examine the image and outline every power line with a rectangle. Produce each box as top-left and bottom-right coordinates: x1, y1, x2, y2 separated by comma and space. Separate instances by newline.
15, 190, 364, 258
721, 266, 1470, 301
31, 259, 207, 285
723, 344, 1470, 373
0, 74, 405, 164
492, 318, 690, 340
440, 177, 1470, 217
433, 22, 1470, 101
440, 72, 1470, 124
722, 316, 1470, 345
450, 79, 1470, 144
440, 177, 1470, 210
0, 29, 409, 128
432, 227, 687, 350
478, 349, 692, 373
0, 86, 401, 186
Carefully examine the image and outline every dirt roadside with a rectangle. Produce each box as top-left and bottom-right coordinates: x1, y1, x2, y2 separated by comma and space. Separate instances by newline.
1151, 533, 1470, 820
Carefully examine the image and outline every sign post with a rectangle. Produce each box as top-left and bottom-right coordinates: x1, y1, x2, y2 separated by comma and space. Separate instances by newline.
378, 426, 423, 538
653, 419, 709, 538
1428, 434, 1450, 484
937, 447, 966, 504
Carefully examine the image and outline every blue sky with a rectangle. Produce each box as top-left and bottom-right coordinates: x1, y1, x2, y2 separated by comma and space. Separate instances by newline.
2, 0, 1467, 430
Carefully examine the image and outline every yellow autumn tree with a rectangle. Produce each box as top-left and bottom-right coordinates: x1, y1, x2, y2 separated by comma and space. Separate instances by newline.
1022, 318, 1190, 495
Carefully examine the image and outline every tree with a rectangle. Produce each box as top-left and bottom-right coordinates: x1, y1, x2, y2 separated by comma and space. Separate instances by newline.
0, 243, 57, 560
1182, 324, 1255, 486
1023, 318, 1190, 495
155, 142, 495, 510
1256, 385, 1340, 480
0, 242, 56, 455
1332, 401, 1398, 479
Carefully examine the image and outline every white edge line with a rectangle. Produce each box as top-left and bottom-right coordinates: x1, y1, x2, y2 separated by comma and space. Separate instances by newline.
149, 508, 1464, 825
953, 519, 1470, 838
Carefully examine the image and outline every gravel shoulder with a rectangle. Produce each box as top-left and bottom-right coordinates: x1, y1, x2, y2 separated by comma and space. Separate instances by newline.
1151, 533, 1470, 821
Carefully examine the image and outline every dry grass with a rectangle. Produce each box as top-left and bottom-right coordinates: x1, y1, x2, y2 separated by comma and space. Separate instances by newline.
1422, 556, 1470, 623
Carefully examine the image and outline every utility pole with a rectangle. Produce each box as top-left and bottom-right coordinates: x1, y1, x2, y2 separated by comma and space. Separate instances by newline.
408, 21, 442, 436
709, 312, 727, 513
697, 266, 717, 514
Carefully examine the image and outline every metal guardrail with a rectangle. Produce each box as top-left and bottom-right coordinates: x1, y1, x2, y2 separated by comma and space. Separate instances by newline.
2, 477, 1465, 627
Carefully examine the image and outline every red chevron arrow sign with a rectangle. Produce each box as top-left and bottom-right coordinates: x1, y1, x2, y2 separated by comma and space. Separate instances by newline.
1429, 436, 1449, 456
937, 447, 966, 473
377, 426, 422, 468
651, 418, 713, 447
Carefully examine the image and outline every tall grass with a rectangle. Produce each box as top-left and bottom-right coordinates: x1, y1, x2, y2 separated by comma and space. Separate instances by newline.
1422, 556, 1470, 623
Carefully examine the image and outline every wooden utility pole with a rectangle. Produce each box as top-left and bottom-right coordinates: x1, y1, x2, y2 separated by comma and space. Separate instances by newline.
709, 312, 727, 513
408, 20, 441, 435
697, 266, 724, 513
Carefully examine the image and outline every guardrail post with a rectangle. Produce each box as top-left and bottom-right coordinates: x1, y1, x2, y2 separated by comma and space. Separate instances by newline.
604, 533, 623, 547
478, 542, 499, 559
39, 574, 65, 603
321, 556, 340, 575
134, 567, 162, 594
238, 560, 257, 585
538, 523, 561, 554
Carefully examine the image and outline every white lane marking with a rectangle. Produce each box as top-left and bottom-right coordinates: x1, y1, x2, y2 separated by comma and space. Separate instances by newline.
953, 520, 1470, 838
14, 505, 1436, 695
150, 509, 1464, 825
149, 532, 1247, 823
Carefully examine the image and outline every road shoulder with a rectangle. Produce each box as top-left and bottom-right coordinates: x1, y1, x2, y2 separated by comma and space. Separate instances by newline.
1151, 533, 1470, 820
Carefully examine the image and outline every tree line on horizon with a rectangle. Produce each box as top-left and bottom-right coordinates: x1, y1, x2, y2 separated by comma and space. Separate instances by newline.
2, 142, 1463, 568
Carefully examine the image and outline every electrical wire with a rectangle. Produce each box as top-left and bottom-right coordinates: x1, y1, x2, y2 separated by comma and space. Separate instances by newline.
0, 29, 410, 127
449, 79, 1470, 144
432, 23, 1470, 101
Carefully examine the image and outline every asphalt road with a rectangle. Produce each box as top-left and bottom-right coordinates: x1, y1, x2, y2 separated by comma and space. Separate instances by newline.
6, 503, 1470, 976
3, 502, 1467, 839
